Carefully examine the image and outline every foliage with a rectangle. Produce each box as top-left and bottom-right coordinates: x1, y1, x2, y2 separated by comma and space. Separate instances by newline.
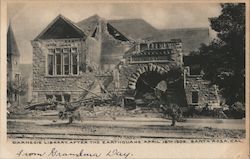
193, 3, 245, 105
7, 76, 27, 102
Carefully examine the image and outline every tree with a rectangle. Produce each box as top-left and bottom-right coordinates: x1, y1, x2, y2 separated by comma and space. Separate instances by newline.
7, 76, 27, 105
196, 3, 245, 104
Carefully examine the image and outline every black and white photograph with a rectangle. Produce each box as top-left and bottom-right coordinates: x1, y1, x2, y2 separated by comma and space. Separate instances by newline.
1, 0, 249, 158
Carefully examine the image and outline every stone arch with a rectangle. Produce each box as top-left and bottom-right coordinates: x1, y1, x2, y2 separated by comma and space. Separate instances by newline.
128, 64, 169, 90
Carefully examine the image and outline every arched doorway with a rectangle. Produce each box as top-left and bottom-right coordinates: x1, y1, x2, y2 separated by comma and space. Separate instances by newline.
125, 64, 186, 109
135, 71, 167, 102
127, 64, 169, 107
127, 64, 169, 90
135, 71, 167, 98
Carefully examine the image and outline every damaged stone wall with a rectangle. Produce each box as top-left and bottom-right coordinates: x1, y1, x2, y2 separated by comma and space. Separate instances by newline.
116, 62, 179, 93
76, 15, 133, 71
85, 37, 102, 71
99, 20, 132, 70
124, 40, 183, 67
95, 72, 114, 92
31, 39, 99, 102
111, 62, 187, 108
101, 40, 131, 70
184, 68, 220, 108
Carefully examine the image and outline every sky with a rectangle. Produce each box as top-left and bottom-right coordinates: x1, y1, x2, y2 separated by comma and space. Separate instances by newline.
7, 2, 221, 64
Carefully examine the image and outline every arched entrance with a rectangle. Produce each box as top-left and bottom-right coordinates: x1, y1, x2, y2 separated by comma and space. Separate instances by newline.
135, 71, 166, 99
127, 64, 169, 90
127, 64, 170, 107
125, 64, 186, 109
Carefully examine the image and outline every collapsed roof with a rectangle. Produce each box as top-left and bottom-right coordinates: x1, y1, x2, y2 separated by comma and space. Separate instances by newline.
76, 14, 129, 42
34, 14, 210, 56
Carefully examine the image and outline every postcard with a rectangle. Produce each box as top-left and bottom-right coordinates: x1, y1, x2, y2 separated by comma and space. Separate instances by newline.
1, 0, 249, 158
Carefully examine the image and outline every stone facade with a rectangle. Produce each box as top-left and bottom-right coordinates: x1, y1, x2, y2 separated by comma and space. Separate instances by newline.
124, 39, 183, 66
117, 63, 174, 90
118, 39, 183, 91
114, 40, 220, 108
76, 15, 132, 71
184, 67, 220, 108
31, 14, 131, 102
31, 38, 100, 102
31, 14, 220, 109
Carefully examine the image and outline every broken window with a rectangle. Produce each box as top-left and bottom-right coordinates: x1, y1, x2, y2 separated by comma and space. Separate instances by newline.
192, 91, 199, 104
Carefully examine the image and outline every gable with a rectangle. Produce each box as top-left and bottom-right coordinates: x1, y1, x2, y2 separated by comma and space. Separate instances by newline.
35, 15, 86, 40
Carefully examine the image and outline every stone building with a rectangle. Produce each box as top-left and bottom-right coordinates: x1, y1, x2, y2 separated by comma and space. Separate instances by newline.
7, 23, 21, 103
32, 15, 99, 102
31, 14, 220, 109
31, 15, 130, 102
115, 40, 220, 108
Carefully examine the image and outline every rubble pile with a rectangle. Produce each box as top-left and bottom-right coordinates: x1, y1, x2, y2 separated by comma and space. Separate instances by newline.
77, 105, 163, 119
78, 106, 126, 118
8, 104, 27, 115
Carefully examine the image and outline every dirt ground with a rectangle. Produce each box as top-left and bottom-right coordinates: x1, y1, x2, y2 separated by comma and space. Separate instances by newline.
7, 105, 245, 140
7, 117, 245, 140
